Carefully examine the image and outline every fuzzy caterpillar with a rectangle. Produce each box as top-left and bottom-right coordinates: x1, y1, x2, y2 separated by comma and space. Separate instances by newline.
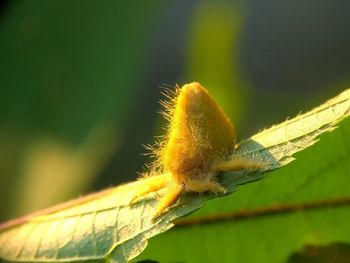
137, 82, 264, 219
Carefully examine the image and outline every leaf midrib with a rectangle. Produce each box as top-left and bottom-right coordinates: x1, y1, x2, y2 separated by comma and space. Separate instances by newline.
174, 196, 350, 227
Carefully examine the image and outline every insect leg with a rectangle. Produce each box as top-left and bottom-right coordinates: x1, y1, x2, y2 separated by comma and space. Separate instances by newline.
152, 182, 183, 221
212, 155, 267, 172
130, 173, 171, 204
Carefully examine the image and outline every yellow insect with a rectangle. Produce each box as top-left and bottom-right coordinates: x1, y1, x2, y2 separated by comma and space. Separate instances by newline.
136, 82, 264, 219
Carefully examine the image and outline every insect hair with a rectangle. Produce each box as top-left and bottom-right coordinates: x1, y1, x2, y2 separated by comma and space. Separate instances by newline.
143, 84, 181, 175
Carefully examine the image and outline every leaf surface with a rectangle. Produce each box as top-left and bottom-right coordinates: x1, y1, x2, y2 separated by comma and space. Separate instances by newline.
0, 89, 349, 262
137, 90, 350, 262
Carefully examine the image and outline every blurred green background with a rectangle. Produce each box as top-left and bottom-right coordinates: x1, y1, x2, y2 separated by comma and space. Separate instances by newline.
0, 0, 349, 222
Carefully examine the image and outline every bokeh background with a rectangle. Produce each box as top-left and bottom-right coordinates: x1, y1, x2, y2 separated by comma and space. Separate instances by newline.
0, 0, 349, 222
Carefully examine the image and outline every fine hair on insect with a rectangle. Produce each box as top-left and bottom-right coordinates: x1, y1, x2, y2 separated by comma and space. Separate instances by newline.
134, 82, 266, 220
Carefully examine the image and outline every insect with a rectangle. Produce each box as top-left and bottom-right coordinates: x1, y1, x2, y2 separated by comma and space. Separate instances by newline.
135, 82, 265, 220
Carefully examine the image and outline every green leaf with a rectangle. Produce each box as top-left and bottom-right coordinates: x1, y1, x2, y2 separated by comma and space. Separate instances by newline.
1, 89, 349, 262
137, 90, 350, 262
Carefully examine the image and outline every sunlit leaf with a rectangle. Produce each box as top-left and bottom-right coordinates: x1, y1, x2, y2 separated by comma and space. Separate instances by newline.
137, 90, 350, 262
0, 89, 349, 262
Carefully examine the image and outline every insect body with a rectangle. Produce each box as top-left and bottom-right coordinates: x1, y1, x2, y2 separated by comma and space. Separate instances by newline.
137, 82, 263, 219
162, 82, 236, 184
